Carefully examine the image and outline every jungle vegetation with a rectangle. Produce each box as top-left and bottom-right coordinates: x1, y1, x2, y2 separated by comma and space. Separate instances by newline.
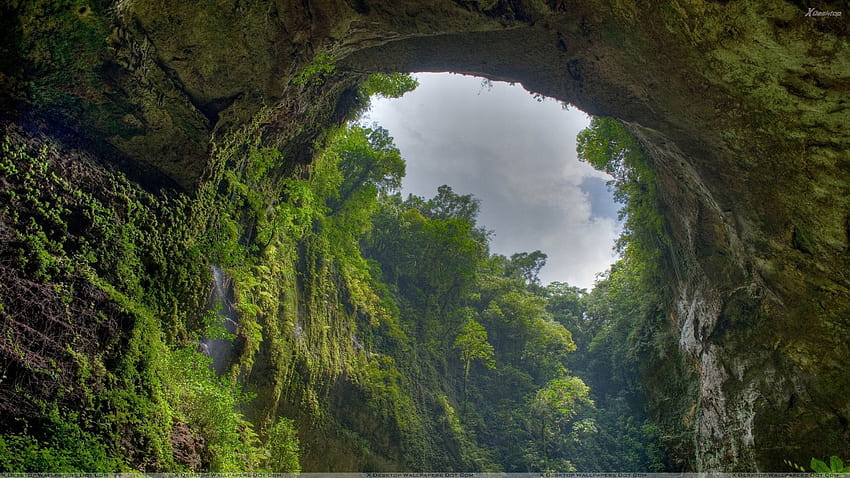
1, 74, 678, 471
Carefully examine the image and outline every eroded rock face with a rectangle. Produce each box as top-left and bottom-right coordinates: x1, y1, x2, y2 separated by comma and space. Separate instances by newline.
5, 0, 849, 470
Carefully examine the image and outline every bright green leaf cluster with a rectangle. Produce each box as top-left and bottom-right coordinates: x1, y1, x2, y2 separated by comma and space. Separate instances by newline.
292, 53, 336, 86
455, 318, 496, 373
812, 456, 850, 473
576, 117, 668, 267
359, 73, 420, 99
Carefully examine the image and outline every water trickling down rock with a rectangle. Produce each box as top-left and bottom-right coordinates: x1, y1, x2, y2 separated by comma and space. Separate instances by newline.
200, 265, 239, 375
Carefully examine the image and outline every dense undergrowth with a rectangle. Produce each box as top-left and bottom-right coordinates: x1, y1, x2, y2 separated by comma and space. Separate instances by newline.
0, 117, 302, 471
1, 67, 681, 471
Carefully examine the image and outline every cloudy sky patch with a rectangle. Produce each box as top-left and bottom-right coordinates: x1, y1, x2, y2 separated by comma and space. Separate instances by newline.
363, 73, 621, 290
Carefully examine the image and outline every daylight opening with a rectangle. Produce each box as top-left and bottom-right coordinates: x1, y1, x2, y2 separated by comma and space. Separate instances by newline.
362, 73, 621, 290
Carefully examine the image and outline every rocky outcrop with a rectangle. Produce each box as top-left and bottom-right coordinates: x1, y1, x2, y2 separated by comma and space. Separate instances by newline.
5, 0, 849, 470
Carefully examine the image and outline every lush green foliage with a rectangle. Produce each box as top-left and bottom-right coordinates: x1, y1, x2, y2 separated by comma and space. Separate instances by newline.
576, 117, 668, 266
210, 112, 671, 471
1, 132, 205, 471
2, 59, 675, 472
811, 456, 850, 473
508, 250, 548, 286
327, 124, 405, 211
341, 73, 420, 124
454, 318, 496, 381
265, 418, 302, 472
162, 348, 266, 471
359, 73, 420, 100
293, 53, 336, 86
568, 117, 677, 470
0, 406, 124, 472
361, 185, 653, 471
0, 114, 296, 471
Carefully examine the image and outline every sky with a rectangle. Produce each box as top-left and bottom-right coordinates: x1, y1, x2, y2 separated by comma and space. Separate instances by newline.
362, 73, 621, 290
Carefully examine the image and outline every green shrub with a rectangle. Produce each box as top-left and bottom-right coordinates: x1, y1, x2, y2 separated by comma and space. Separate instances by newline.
162, 347, 267, 472
265, 417, 301, 472
0, 407, 124, 472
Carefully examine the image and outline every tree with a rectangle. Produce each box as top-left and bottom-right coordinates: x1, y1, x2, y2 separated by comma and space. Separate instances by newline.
327, 125, 405, 211
508, 250, 547, 286
369, 188, 489, 312
359, 73, 420, 99
454, 318, 496, 385
529, 376, 594, 459
576, 117, 643, 184
483, 289, 547, 361
575, 117, 667, 263
522, 318, 576, 383
531, 376, 593, 424
423, 185, 481, 223
264, 417, 301, 472
545, 282, 593, 353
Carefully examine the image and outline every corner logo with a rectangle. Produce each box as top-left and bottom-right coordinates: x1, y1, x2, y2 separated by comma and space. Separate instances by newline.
805, 7, 842, 17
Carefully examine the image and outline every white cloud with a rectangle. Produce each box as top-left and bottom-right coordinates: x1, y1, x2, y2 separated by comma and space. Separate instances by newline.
364, 73, 621, 290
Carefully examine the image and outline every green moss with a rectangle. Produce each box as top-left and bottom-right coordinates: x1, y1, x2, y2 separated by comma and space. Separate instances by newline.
16, 0, 111, 106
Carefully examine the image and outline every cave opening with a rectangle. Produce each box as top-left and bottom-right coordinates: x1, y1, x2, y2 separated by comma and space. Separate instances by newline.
360, 72, 621, 290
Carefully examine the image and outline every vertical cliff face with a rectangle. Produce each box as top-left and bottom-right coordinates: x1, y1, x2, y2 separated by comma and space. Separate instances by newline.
4, 0, 849, 470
